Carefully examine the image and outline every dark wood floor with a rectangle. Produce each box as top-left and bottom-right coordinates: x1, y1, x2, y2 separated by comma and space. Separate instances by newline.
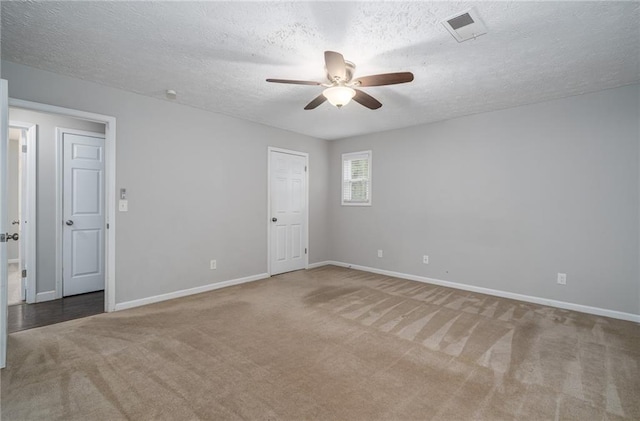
8, 291, 104, 333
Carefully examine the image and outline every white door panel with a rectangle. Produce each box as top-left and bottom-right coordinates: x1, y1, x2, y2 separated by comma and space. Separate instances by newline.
269, 150, 308, 275
63, 132, 105, 296
291, 224, 302, 259
276, 226, 287, 261
72, 169, 102, 213
71, 229, 101, 275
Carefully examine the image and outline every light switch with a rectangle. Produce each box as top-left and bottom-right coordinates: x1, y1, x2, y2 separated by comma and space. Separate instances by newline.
119, 200, 128, 212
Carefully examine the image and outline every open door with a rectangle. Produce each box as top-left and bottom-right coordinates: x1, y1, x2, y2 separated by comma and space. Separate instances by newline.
1, 79, 9, 368
11, 122, 37, 304
19, 129, 27, 301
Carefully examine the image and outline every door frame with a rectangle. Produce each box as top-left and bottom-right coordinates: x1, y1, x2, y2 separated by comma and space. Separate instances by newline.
9, 99, 117, 312
266, 147, 309, 276
8, 121, 36, 303
56, 127, 106, 299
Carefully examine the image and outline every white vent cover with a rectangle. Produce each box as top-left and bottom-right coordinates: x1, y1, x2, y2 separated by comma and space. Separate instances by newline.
441, 8, 487, 43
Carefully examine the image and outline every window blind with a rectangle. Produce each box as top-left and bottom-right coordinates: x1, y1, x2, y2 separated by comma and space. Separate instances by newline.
342, 151, 371, 205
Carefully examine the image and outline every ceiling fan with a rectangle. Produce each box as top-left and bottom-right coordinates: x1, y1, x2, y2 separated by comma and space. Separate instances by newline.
266, 51, 414, 110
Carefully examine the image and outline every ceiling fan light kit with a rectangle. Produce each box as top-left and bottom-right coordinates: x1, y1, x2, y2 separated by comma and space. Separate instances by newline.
323, 86, 356, 108
267, 51, 414, 110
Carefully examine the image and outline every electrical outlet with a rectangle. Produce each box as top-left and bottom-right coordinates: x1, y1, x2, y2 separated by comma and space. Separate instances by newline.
377, 250, 383, 258
557, 273, 566, 285
210, 259, 217, 270
423, 255, 429, 264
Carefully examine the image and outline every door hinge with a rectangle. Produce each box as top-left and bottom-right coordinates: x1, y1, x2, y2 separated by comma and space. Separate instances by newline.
22, 145, 27, 153
107, 223, 110, 229
22, 269, 27, 278
305, 248, 307, 254
305, 165, 307, 172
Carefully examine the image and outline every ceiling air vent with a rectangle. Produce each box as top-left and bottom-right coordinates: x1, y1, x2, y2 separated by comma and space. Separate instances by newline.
442, 8, 487, 43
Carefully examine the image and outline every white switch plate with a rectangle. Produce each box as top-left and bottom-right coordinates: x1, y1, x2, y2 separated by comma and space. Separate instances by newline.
557, 273, 567, 285
210, 259, 217, 270
423, 255, 429, 264
377, 250, 383, 258
118, 200, 128, 212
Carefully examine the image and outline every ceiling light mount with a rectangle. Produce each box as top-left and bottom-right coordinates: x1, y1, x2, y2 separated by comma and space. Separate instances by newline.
166, 89, 177, 100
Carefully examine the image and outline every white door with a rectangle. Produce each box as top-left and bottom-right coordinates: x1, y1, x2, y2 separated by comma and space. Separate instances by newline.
1, 79, 10, 368
269, 149, 308, 275
19, 129, 27, 301
62, 131, 105, 296
10, 122, 36, 304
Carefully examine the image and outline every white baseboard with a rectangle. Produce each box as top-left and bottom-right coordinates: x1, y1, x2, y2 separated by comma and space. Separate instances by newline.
114, 273, 270, 311
307, 261, 334, 269
36, 290, 56, 302
7, 259, 19, 264
310, 261, 640, 323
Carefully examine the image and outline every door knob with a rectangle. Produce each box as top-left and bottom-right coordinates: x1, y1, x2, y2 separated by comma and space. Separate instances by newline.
272, 217, 277, 222
4, 233, 19, 241
65, 220, 74, 226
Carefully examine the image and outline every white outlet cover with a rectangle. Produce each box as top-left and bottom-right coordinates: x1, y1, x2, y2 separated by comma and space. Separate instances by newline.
377, 250, 383, 258
118, 199, 128, 212
557, 273, 567, 285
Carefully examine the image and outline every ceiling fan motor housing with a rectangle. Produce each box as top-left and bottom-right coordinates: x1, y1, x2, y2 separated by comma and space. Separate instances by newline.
327, 61, 356, 83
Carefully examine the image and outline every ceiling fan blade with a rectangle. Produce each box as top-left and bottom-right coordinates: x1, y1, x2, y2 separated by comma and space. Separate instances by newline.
353, 89, 382, 110
324, 51, 346, 81
266, 78, 321, 86
354, 72, 414, 87
304, 94, 327, 110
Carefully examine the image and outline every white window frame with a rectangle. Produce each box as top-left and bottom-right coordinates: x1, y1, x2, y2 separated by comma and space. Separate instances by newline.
342, 150, 372, 206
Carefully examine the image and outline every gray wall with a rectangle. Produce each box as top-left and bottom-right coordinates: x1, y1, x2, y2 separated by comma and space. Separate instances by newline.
2, 60, 331, 304
329, 84, 640, 315
7, 135, 18, 260
9, 108, 104, 294
4, 59, 637, 316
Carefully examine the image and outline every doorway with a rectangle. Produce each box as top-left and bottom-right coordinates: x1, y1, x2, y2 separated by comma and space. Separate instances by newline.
6, 123, 36, 306
5, 101, 116, 333
268, 147, 309, 275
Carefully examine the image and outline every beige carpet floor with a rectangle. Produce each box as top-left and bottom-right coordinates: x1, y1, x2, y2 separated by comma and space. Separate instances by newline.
1, 265, 639, 420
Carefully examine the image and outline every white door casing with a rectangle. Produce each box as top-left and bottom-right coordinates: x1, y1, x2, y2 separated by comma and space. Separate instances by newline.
1, 79, 9, 368
268, 148, 308, 275
62, 131, 106, 296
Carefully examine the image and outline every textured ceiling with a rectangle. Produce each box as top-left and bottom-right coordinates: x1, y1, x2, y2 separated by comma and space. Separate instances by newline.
2, 1, 639, 140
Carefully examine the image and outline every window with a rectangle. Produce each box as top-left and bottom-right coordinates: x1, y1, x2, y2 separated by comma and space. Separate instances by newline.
342, 150, 372, 206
